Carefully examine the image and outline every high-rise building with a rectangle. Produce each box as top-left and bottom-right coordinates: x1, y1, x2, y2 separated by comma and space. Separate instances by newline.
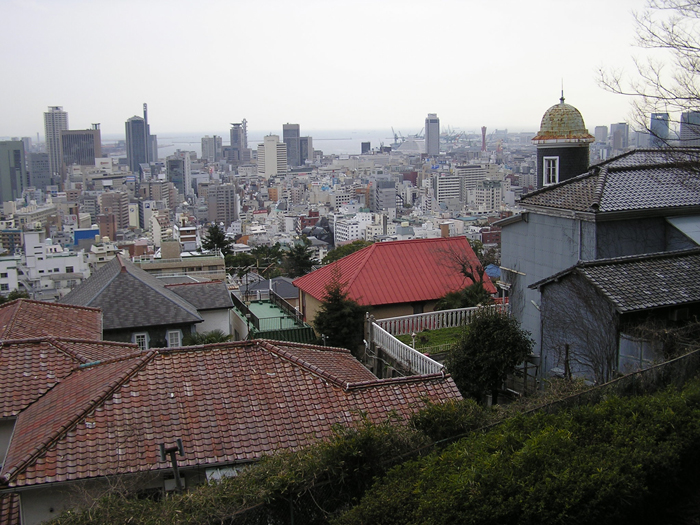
594, 126, 608, 144
60, 125, 101, 174
99, 191, 130, 231
650, 113, 670, 148
299, 136, 314, 165
201, 135, 222, 162
166, 151, 193, 197
43, 106, 68, 185
425, 113, 440, 156
28, 153, 50, 191
207, 183, 238, 226
0, 141, 27, 204
283, 123, 301, 167
680, 111, 700, 146
257, 135, 287, 179
125, 116, 148, 174
228, 120, 249, 164
361, 142, 371, 154
610, 122, 630, 151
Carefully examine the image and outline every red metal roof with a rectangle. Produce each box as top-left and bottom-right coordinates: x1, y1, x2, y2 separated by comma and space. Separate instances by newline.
293, 237, 497, 305
1, 340, 461, 488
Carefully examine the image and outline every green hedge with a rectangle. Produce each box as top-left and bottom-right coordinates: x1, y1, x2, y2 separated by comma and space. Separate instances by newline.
334, 381, 700, 525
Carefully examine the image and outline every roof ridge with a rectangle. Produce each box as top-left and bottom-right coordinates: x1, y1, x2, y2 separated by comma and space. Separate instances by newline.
342, 243, 376, 291
0, 350, 156, 485
346, 372, 448, 391
2, 299, 102, 313
590, 165, 608, 211
257, 339, 349, 389
47, 338, 140, 365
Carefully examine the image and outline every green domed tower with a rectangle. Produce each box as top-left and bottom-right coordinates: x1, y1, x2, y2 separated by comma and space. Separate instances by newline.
532, 95, 594, 189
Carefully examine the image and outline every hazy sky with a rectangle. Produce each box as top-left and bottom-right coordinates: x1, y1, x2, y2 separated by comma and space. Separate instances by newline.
0, 0, 659, 138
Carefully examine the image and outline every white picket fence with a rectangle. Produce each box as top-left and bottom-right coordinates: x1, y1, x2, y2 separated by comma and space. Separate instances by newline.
376, 304, 507, 336
371, 323, 444, 376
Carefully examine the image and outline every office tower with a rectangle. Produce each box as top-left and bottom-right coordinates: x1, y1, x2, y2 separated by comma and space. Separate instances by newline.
43, 106, 68, 185
0, 141, 27, 203
299, 136, 314, 165
594, 126, 608, 144
60, 125, 102, 174
229, 120, 249, 165
680, 111, 700, 146
361, 142, 371, 154
143, 103, 158, 162
257, 135, 287, 179
649, 113, 670, 148
207, 183, 238, 225
125, 116, 148, 174
532, 96, 594, 189
201, 135, 222, 162
283, 123, 301, 167
425, 113, 440, 156
610, 122, 630, 151
166, 151, 193, 196
28, 153, 50, 191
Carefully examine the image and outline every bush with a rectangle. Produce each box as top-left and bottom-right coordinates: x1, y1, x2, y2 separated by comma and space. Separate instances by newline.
333, 381, 700, 525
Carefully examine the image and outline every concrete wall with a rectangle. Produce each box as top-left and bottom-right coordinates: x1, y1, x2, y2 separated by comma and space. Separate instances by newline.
501, 213, 584, 357
198, 309, 232, 335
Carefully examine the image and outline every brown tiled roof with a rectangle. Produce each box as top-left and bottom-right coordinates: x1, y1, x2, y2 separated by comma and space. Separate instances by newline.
0, 338, 139, 419
1, 341, 460, 488
0, 493, 19, 525
0, 300, 102, 340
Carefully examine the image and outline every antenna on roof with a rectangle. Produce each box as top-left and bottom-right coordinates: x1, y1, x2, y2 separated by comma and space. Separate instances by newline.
560, 79, 565, 104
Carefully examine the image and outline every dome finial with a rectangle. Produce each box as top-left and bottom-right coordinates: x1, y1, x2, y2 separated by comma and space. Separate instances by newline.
560, 79, 565, 104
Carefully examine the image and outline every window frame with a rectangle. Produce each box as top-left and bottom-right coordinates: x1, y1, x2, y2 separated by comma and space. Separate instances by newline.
133, 332, 149, 351
543, 156, 560, 186
167, 330, 182, 348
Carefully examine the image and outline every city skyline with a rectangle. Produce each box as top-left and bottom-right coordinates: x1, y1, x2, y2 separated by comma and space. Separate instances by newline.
1, 0, 659, 137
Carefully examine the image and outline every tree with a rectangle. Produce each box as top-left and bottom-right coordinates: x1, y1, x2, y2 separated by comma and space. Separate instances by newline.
323, 240, 373, 264
0, 289, 29, 305
313, 266, 366, 355
224, 252, 256, 277
201, 224, 233, 256
435, 281, 494, 311
599, 0, 700, 144
283, 241, 315, 278
447, 309, 533, 402
182, 330, 233, 346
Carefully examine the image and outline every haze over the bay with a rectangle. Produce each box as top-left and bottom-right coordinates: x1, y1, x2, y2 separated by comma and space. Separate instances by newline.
1, 0, 655, 138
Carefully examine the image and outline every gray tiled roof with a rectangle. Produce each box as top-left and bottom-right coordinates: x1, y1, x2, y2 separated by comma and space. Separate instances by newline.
520, 149, 700, 213
534, 250, 700, 313
240, 277, 298, 299
166, 281, 234, 310
61, 255, 202, 330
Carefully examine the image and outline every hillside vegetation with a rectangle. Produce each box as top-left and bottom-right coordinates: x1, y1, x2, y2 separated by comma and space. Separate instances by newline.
51, 379, 700, 525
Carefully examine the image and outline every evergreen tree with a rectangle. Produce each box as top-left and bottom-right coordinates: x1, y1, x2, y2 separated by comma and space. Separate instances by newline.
202, 224, 233, 256
284, 242, 315, 278
313, 267, 366, 355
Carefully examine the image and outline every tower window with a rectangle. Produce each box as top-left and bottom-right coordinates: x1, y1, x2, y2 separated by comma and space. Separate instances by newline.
543, 157, 559, 185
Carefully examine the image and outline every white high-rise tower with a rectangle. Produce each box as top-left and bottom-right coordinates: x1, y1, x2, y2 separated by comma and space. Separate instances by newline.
44, 106, 68, 184
425, 113, 440, 156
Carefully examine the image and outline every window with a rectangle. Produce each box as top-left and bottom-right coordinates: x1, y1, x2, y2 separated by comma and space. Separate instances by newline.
54, 268, 59, 273
66, 266, 73, 273
543, 156, 559, 185
133, 332, 149, 351
0, 284, 8, 291
167, 330, 182, 348
0, 273, 7, 278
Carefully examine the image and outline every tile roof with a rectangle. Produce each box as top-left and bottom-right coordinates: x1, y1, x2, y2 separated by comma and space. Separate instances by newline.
531, 249, 700, 313
0, 493, 19, 525
0, 338, 140, 418
293, 237, 497, 305
166, 281, 234, 311
240, 277, 298, 299
1, 340, 460, 488
0, 300, 102, 340
520, 149, 700, 214
60, 254, 203, 330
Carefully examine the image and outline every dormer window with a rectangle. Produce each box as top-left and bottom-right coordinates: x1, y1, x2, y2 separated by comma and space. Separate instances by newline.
544, 156, 559, 185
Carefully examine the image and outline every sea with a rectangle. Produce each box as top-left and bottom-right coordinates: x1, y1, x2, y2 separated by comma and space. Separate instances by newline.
103, 129, 419, 158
